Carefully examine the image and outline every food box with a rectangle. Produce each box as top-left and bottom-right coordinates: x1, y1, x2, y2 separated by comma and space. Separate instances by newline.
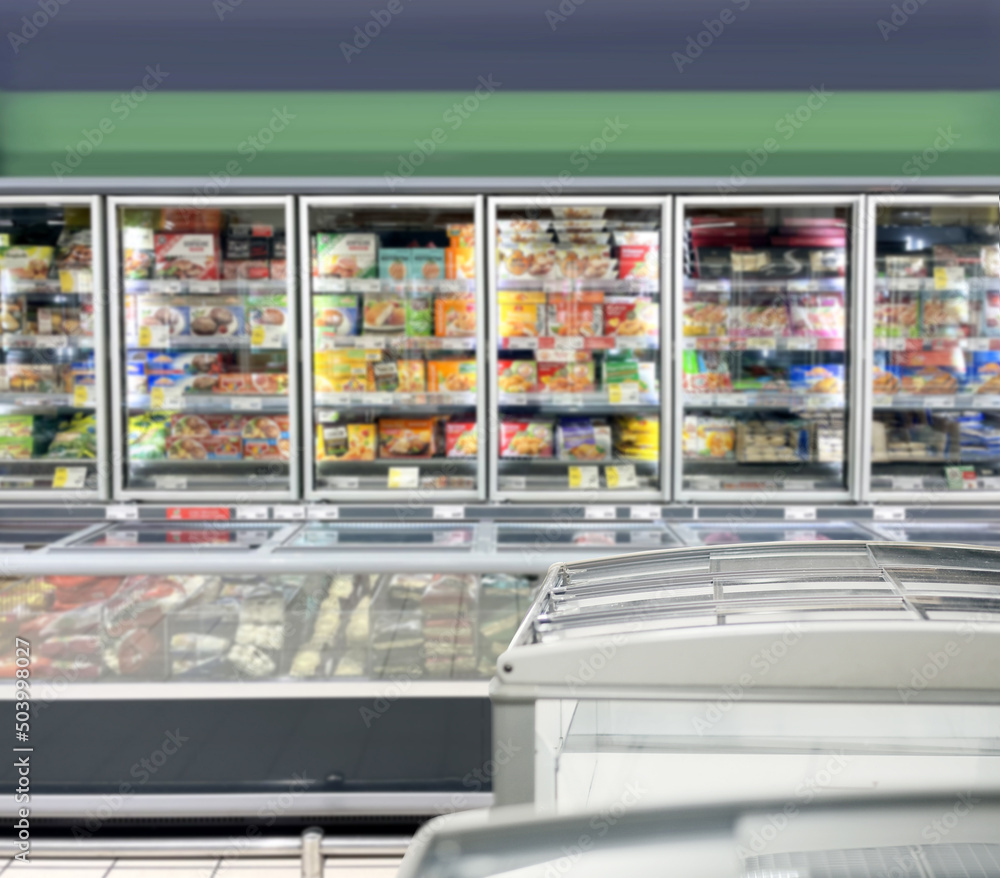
165, 435, 242, 460
154, 234, 220, 280
406, 296, 433, 337
604, 298, 658, 337
247, 297, 288, 336
128, 414, 169, 460
378, 418, 437, 458
379, 249, 413, 282
790, 296, 845, 338
26, 304, 91, 337
682, 301, 728, 337
242, 416, 291, 461
123, 227, 154, 280
496, 220, 549, 236
499, 419, 554, 458
972, 353, 1000, 394
313, 295, 358, 338
222, 260, 269, 280
435, 297, 476, 336
547, 293, 604, 337
4, 365, 65, 394
614, 414, 659, 461
789, 364, 845, 394
874, 297, 920, 339
138, 304, 190, 338
0, 246, 54, 280
682, 351, 732, 394
363, 295, 406, 333
315, 233, 377, 278
170, 414, 244, 437
372, 361, 400, 392
318, 423, 376, 461
732, 305, 790, 337
556, 418, 611, 461
315, 350, 372, 393
554, 246, 614, 280
189, 305, 244, 337
551, 207, 606, 220
447, 224, 476, 248
54, 229, 92, 270
398, 360, 426, 392
0, 415, 33, 438
411, 249, 446, 281
445, 420, 477, 458
890, 351, 965, 395
921, 291, 970, 335
0, 437, 33, 460
684, 415, 736, 459
498, 291, 544, 337
497, 360, 537, 393
737, 419, 810, 464
0, 298, 24, 332
269, 260, 287, 280
497, 244, 557, 280
538, 361, 595, 393
445, 247, 475, 280
427, 360, 476, 392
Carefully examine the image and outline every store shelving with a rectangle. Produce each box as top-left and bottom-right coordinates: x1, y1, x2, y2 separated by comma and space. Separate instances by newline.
0, 196, 107, 499
108, 197, 299, 501
862, 195, 1000, 502
675, 196, 863, 503
489, 197, 668, 502
302, 196, 486, 502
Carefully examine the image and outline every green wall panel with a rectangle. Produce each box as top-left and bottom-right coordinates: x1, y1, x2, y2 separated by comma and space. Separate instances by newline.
2, 91, 998, 179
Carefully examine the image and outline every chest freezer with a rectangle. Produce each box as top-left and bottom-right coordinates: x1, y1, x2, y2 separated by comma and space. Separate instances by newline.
491, 541, 1000, 810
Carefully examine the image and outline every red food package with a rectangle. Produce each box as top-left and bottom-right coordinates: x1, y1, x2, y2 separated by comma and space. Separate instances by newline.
117, 628, 161, 676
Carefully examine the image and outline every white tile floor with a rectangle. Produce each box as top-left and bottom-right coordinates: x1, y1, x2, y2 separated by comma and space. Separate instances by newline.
0, 857, 401, 877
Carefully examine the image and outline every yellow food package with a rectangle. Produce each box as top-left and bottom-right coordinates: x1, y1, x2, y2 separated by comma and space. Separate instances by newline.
427, 360, 477, 392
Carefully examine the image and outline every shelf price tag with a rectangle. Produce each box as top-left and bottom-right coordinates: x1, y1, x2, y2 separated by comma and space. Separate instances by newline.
154, 475, 188, 490
73, 385, 93, 407
785, 507, 817, 521
890, 476, 924, 491
273, 505, 306, 520
388, 467, 420, 489
106, 504, 139, 521
150, 386, 183, 410
307, 506, 340, 520
251, 324, 284, 348
630, 505, 661, 520
585, 505, 617, 520
235, 505, 270, 521
433, 505, 465, 520
52, 466, 86, 490
608, 382, 639, 405
605, 464, 638, 490
873, 506, 906, 522
231, 397, 263, 411
568, 466, 600, 490
138, 325, 169, 348
934, 266, 965, 290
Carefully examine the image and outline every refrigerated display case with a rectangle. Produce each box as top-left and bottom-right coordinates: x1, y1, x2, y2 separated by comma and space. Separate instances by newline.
301, 197, 485, 501
675, 197, 862, 502
489, 198, 668, 502
864, 195, 1000, 501
0, 197, 107, 500
491, 541, 1000, 808
108, 197, 299, 500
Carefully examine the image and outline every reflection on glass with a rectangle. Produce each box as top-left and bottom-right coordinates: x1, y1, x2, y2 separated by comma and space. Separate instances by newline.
871, 202, 1000, 494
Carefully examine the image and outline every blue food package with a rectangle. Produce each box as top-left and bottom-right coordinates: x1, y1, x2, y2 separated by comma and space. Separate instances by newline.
145, 352, 224, 375
789, 364, 845, 394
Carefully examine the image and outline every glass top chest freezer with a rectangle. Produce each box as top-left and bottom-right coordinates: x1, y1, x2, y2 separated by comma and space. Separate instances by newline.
108, 197, 299, 500
491, 541, 1000, 810
0, 196, 107, 500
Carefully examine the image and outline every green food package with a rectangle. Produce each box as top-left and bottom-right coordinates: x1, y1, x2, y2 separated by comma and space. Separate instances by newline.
46, 413, 97, 459
0, 437, 33, 460
128, 413, 169, 460
406, 296, 433, 337
0, 415, 34, 438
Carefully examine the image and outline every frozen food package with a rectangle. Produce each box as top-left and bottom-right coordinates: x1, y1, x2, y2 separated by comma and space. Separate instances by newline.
363, 295, 406, 333
557, 418, 611, 461
247, 297, 288, 335
46, 413, 97, 460
435, 296, 476, 336
694, 416, 736, 459
405, 296, 433, 337
378, 418, 437, 458
54, 229, 92, 270
682, 350, 732, 394
604, 297, 659, 338
921, 291, 970, 335
397, 360, 426, 392
313, 295, 359, 338
315, 233, 377, 278
547, 292, 604, 337
128, 413, 169, 460
445, 247, 475, 280
538, 361, 595, 393
411, 249, 446, 281
154, 234, 220, 280
379, 249, 413, 282
372, 361, 400, 392
0, 298, 24, 332
499, 419, 554, 458
123, 227, 154, 279
550, 207, 606, 220
222, 260, 269, 280
314, 350, 372, 393
789, 364, 845, 394
446, 224, 476, 248
138, 304, 189, 337
445, 420, 478, 458
317, 422, 376, 462
497, 244, 557, 280
790, 295, 845, 338
496, 219, 550, 236
497, 360, 537, 393
732, 304, 790, 338
189, 305, 244, 337
0, 437, 33, 460
166, 435, 242, 460
0, 246, 54, 281
427, 360, 476, 392
682, 301, 729, 336
554, 246, 615, 280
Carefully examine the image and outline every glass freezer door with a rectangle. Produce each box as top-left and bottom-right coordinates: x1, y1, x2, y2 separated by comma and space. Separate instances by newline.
868, 198, 1000, 498
303, 198, 485, 500
0, 198, 106, 499
110, 198, 298, 499
677, 199, 858, 500
490, 199, 666, 501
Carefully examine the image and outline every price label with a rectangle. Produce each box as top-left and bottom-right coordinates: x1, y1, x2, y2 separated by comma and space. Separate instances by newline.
388, 467, 420, 489
967, 338, 990, 351
630, 530, 662, 545
502, 476, 527, 490
568, 466, 600, 490
138, 325, 169, 348
608, 382, 640, 405
585, 505, 617, 520
106, 504, 139, 520
231, 397, 263, 411
251, 324, 284, 348
236, 505, 270, 521
150, 386, 184, 410
783, 479, 816, 491
923, 396, 954, 408
433, 505, 465, 520
785, 507, 817, 521
154, 475, 188, 490
980, 396, 1000, 409
330, 476, 360, 489
630, 505, 661, 520
717, 394, 748, 407
890, 476, 924, 491
934, 266, 965, 290
754, 338, 777, 351
161, 280, 184, 294
273, 505, 306, 520
505, 394, 529, 406
307, 506, 340, 520
681, 338, 698, 350
785, 338, 815, 351
73, 384, 93, 407
883, 338, 907, 351
52, 466, 86, 490
873, 506, 906, 521
554, 337, 584, 350
873, 394, 893, 407
605, 464, 638, 490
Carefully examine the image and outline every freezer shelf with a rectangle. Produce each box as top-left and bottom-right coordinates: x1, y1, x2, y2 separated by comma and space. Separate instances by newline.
0, 197, 106, 499
677, 198, 858, 500
491, 199, 666, 501
110, 197, 298, 500
303, 197, 485, 501
867, 197, 1000, 500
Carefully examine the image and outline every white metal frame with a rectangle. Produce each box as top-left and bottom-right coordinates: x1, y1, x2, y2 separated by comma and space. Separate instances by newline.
488, 196, 671, 503
108, 196, 300, 502
300, 195, 486, 502
861, 193, 1000, 504
673, 195, 865, 504
0, 195, 109, 501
